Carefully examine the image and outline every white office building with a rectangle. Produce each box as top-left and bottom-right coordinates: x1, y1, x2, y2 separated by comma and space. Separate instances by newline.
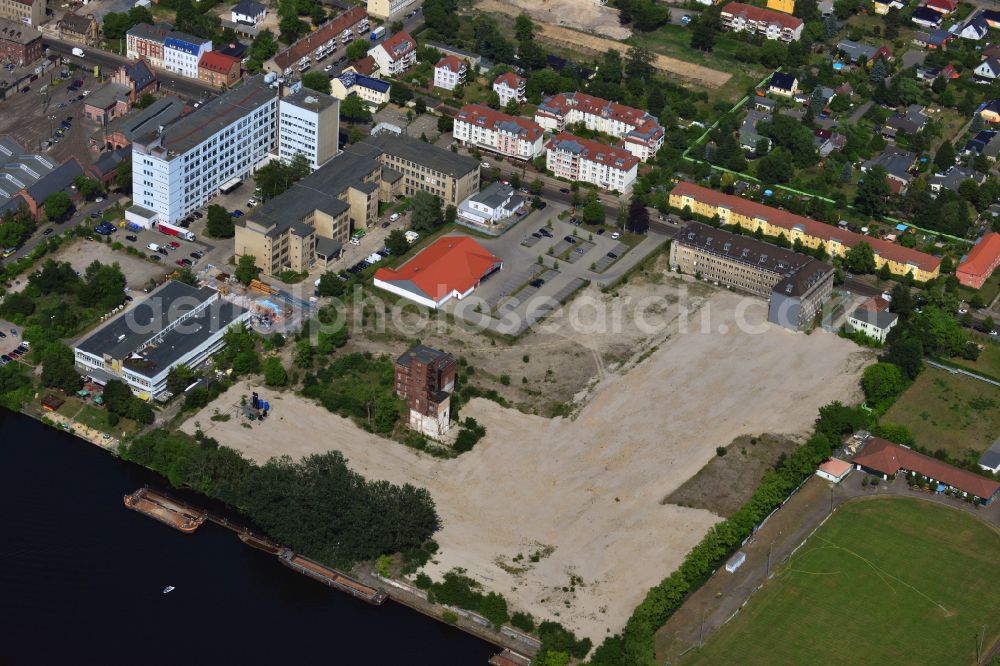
163, 31, 212, 79
132, 76, 277, 224
278, 88, 340, 170
74, 281, 250, 400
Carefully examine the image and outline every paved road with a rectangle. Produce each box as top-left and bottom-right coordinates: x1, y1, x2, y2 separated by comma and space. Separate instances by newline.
1, 198, 109, 268
43, 37, 216, 101
846, 100, 873, 125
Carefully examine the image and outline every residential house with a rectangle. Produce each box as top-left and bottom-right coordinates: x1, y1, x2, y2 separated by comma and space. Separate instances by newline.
847, 295, 898, 343
818, 131, 846, 157
0, 19, 41, 67
110, 59, 157, 101
424, 41, 485, 73
923, 0, 958, 13
457, 181, 524, 229
963, 129, 997, 156
979, 437, 1000, 474
266, 7, 369, 76
534, 91, 663, 161
545, 132, 639, 193
739, 108, 771, 152
873, 0, 905, 13
959, 14, 989, 40
58, 12, 99, 46
956, 231, 1000, 288
982, 99, 1000, 123
837, 39, 892, 64
433, 55, 467, 91
766, 0, 794, 13
126, 24, 171, 69
911, 7, 944, 27
931, 165, 986, 194
83, 83, 131, 126
862, 148, 917, 193
367, 0, 419, 20
493, 72, 526, 107
453, 104, 545, 160
216, 41, 247, 60
755, 96, 777, 113
163, 31, 212, 79
913, 29, 952, 48
0, 0, 42, 28
768, 71, 798, 97
345, 55, 379, 78
231, 0, 266, 25
720, 2, 805, 42
330, 71, 390, 108
198, 51, 241, 88
367, 31, 416, 76
982, 8, 1000, 28
885, 104, 929, 135
976, 57, 1000, 81
984, 133, 1000, 160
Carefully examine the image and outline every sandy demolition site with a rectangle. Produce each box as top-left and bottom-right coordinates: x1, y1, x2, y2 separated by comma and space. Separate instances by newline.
183, 288, 869, 642
477, 0, 732, 88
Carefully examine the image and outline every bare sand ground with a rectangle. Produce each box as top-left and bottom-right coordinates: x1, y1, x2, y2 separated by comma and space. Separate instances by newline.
183, 285, 871, 643
477, 0, 732, 88
50, 240, 170, 290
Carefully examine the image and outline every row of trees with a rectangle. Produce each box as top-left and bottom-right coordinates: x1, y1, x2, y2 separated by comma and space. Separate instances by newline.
123, 430, 439, 565
301, 352, 401, 434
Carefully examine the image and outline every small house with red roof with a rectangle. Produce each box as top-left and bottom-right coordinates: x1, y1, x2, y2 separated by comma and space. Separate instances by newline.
373, 236, 503, 309
368, 30, 416, 76
433, 54, 467, 91
923, 0, 959, 14
198, 51, 241, 88
493, 72, 526, 107
956, 232, 1000, 289
816, 458, 853, 483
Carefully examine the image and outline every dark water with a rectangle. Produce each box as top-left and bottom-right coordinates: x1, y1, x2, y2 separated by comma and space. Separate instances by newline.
0, 409, 496, 665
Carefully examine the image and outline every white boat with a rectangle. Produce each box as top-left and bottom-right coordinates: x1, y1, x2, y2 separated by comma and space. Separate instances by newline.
162, 586, 175, 594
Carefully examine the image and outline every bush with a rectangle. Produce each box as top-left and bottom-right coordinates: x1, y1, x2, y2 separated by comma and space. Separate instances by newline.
511, 610, 535, 632
453, 417, 486, 453
414, 573, 433, 589
716, 446, 727, 456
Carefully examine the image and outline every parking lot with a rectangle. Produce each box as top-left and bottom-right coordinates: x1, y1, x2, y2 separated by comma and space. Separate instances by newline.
0, 66, 95, 163
0, 319, 24, 359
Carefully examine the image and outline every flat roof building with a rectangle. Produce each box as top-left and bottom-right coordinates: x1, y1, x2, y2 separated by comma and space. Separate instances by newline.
278, 88, 340, 169
74, 281, 250, 399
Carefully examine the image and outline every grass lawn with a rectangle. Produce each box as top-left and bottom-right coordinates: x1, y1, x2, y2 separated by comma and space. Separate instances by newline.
957, 270, 1000, 308
881, 366, 1000, 456
950, 340, 1000, 380
684, 498, 1000, 665
630, 27, 766, 79
55, 395, 140, 439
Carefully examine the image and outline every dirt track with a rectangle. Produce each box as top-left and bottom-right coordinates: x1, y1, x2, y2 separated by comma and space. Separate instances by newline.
184, 286, 869, 644
477, 0, 732, 88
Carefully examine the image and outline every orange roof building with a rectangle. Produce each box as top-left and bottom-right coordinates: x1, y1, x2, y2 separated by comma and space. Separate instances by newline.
853, 437, 1000, 503
373, 236, 503, 309
816, 458, 853, 483
956, 232, 1000, 289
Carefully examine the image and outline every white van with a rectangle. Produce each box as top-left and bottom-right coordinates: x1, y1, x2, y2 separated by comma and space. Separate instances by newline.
147, 242, 161, 252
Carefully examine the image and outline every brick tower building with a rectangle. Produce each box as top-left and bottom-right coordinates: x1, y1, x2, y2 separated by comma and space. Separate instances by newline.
394, 344, 456, 437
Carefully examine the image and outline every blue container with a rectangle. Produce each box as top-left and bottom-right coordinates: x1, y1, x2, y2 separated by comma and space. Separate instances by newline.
264, 401, 269, 412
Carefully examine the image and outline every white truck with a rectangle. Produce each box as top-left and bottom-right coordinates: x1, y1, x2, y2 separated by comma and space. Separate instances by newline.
71, 47, 84, 58
370, 26, 385, 41
147, 242, 161, 252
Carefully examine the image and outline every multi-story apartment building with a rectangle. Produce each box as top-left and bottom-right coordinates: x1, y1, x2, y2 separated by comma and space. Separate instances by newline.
720, 2, 804, 42
534, 91, 664, 161
433, 55, 467, 91
545, 132, 638, 193
669, 181, 942, 281
330, 71, 390, 108
348, 133, 480, 207
367, 31, 416, 76
394, 344, 457, 437
0, 0, 43, 29
0, 19, 40, 67
235, 150, 382, 275
127, 23, 171, 69
670, 221, 834, 331
74, 281, 250, 400
197, 50, 241, 88
278, 88, 339, 169
267, 6, 369, 75
366, 0, 417, 20
57, 12, 99, 46
493, 72, 526, 107
452, 104, 545, 161
956, 231, 1000, 288
163, 31, 212, 79
131, 75, 277, 224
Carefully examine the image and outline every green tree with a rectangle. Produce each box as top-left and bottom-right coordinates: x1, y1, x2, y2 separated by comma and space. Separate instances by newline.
581, 190, 605, 225
301, 71, 331, 95
44, 192, 72, 222
73, 175, 104, 200
844, 241, 877, 274
862, 362, 905, 404
385, 228, 409, 256
263, 357, 288, 387
390, 83, 413, 106
340, 94, 372, 122
41, 343, 81, 393
317, 271, 345, 297
478, 591, 509, 627
690, 9, 720, 51
854, 166, 890, 217
206, 204, 235, 238
235, 254, 259, 285
77, 260, 127, 311
166, 365, 197, 395
113, 156, 132, 193
409, 191, 444, 233
346, 39, 369, 61
294, 340, 314, 368
933, 141, 956, 171
626, 198, 649, 233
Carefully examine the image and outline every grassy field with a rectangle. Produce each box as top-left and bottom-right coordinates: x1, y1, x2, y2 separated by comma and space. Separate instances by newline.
881, 366, 1000, 456
684, 498, 1000, 665
56, 396, 140, 439
950, 341, 1000, 380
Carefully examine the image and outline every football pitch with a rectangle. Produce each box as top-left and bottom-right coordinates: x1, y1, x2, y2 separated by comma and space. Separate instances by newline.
684, 498, 1000, 665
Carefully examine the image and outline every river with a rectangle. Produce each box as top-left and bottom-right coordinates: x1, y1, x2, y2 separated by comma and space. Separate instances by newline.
0, 409, 496, 665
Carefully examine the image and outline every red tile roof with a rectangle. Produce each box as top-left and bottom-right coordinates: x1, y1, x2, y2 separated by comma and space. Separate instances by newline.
853, 437, 1000, 500
546, 132, 639, 171
721, 2, 804, 29
435, 54, 465, 72
494, 72, 525, 89
273, 6, 367, 70
957, 232, 1000, 287
924, 0, 958, 12
374, 236, 502, 303
378, 30, 415, 62
536, 91, 653, 130
859, 295, 891, 312
349, 55, 378, 76
456, 104, 543, 141
670, 182, 941, 273
818, 458, 853, 478
199, 50, 239, 74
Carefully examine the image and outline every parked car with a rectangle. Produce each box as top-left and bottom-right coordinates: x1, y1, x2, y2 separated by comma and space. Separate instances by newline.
481, 161, 491, 168
564, 235, 576, 243
681, 14, 691, 24
43, 227, 53, 236
559, 188, 570, 193
125, 234, 137, 242
532, 232, 542, 239
190, 250, 205, 259
611, 231, 621, 240
539, 228, 552, 238
176, 259, 186, 267
193, 211, 204, 219
381, 221, 390, 228
606, 251, 618, 259
180, 258, 192, 267
150, 254, 161, 261
157, 247, 168, 255
389, 212, 400, 222
231, 209, 244, 218
530, 278, 545, 288
168, 241, 180, 249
